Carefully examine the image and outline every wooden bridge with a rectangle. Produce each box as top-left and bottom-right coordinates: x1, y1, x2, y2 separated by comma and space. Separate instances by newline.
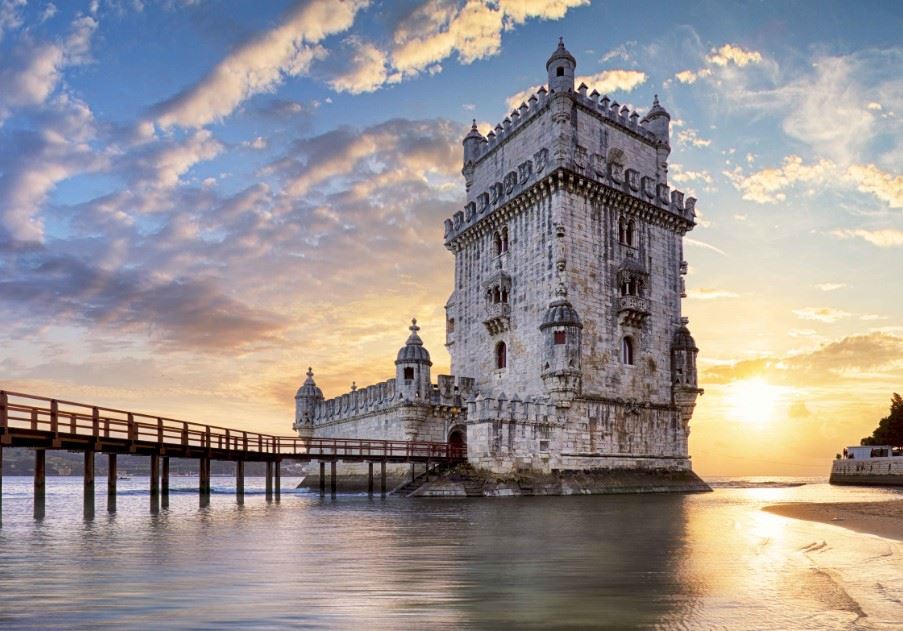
0, 389, 466, 522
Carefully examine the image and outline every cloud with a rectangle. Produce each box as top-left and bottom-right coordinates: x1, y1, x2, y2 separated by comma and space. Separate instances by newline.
325, 36, 391, 94
676, 127, 711, 148
725, 157, 902, 209
0, 0, 26, 42
127, 129, 224, 190
0, 249, 287, 351
505, 69, 646, 110
684, 237, 726, 256
0, 94, 107, 242
151, 0, 365, 128
815, 283, 846, 292
792, 307, 853, 323
831, 228, 903, 247
672, 42, 761, 85
0, 15, 97, 121
390, 0, 588, 80
686, 288, 739, 300
706, 43, 762, 67
703, 332, 903, 387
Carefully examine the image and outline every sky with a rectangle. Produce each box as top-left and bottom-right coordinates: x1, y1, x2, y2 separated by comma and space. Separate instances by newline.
0, 0, 901, 477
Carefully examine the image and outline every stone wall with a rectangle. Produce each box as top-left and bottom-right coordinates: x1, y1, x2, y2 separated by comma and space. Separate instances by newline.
830, 458, 903, 485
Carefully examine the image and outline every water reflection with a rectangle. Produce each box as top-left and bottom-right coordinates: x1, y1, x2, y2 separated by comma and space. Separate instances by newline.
0, 477, 900, 629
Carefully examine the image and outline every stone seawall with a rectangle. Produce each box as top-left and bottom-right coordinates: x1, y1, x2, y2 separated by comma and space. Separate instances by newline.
830, 458, 903, 486
412, 465, 710, 497
295, 461, 431, 493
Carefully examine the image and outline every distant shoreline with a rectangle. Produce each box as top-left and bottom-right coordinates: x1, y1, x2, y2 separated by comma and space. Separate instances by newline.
764, 500, 903, 541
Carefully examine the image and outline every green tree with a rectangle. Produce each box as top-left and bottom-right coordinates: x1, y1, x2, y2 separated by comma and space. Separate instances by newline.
861, 393, 903, 446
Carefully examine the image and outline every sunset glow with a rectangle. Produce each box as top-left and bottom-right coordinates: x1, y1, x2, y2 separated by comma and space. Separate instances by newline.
0, 1, 900, 477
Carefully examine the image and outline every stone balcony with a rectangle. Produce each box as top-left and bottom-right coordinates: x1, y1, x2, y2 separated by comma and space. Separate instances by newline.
483, 302, 511, 335
618, 295, 650, 327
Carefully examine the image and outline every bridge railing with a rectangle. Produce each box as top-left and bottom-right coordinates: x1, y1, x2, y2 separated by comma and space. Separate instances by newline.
0, 390, 466, 461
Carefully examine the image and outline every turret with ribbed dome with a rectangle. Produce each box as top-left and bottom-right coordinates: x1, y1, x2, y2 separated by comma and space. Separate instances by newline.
293, 367, 323, 437
547, 37, 576, 92
395, 318, 432, 400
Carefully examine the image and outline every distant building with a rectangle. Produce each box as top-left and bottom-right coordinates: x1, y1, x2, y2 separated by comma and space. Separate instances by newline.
294, 40, 703, 483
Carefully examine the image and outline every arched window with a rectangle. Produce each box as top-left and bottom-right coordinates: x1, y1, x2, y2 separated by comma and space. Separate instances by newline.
495, 342, 507, 369
501, 227, 509, 253
553, 330, 566, 345
618, 218, 627, 244
626, 220, 635, 247
557, 66, 564, 77
621, 337, 634, 365
500, 288, 508, 303
493, 231, 502, 256
404, 367, 415, 381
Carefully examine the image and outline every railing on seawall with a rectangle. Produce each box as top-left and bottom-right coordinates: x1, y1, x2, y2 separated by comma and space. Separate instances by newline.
0, 389, 466, 461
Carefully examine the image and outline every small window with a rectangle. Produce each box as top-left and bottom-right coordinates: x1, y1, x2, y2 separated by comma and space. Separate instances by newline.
621, 337, 634, 365
446, 318, 455, 334
501, 227, 509, 253
554, 331, 566, 345
403, 367, 414, 381
495, 342, 507, 369
493, 231, 502, 256
557, 67, 564, 77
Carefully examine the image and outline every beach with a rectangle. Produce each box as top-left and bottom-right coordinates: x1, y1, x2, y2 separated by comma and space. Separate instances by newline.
764, 500, 903, 541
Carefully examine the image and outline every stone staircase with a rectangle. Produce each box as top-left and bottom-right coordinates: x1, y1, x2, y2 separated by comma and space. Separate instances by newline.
390, 462, 454, 497
462, 479, 485, 497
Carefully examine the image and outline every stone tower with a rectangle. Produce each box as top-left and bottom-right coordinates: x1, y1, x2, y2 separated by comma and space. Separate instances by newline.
293, 367, 323, 439
443, 40, 703, 474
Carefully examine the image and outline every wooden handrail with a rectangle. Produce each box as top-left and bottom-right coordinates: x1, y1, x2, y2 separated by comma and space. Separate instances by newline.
0, 389, 466, 461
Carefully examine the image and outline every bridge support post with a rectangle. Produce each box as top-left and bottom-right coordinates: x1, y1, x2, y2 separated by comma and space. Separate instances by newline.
84, 450, 95, 520
199, 457, 210, 506
274, 459, 281, 502
236, 460, 244, 504
368, 462, 374, 497
1, 446, 3, 527
410, 463, 415, 483
330, 460, 337, 497
265, 461, 273, 501
107, 453, 117, 513
380, 460, 386, 498
150, 454, 160, 514
161, 456, 169, 509
34, 449, 45, 520
319, 462, 325, 497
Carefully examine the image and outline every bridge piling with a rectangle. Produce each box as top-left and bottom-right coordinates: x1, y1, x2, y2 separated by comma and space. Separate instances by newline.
265, 461, 273, 501
274, 460, 281, 502
1, 446, 3, 527
34, 449, 45, 519
380, 460, 386, 497
84, 450, 95, 520
319, 462, 325, 496
330, 460, 337, 497
199, 457, 210, 495
161, 456, 169, 509
368, 462, 374, 496
236, 460, 244, 504
107, 453, 117, 512
150, 454, 160, 514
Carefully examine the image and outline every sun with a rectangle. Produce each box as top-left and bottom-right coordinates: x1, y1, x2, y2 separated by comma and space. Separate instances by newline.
728, 378, 780, 425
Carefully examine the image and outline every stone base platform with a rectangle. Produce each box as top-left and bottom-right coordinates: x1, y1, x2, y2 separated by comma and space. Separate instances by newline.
409, 464, 712, 497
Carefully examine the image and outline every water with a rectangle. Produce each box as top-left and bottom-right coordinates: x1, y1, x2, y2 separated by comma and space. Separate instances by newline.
0, 476, 901, 629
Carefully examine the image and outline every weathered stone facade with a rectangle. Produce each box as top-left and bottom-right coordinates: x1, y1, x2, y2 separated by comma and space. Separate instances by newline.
294, 41, 703, 482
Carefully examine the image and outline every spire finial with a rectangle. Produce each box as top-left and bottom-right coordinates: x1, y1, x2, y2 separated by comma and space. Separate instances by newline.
410, 317, 419, 333
471, 119, 477, 130
351, 381, 357, 391
306, 366, 313, 377
559, 36, 564, 47
653, 94, 660, 106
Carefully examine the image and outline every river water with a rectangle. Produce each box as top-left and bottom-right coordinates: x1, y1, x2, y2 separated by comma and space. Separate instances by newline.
0, 476, 900, 629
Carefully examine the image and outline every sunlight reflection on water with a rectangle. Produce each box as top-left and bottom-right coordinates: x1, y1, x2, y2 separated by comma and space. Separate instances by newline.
0, 476, 900, 629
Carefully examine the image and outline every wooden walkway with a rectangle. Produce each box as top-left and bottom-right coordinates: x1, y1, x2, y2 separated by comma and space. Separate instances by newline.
0, 389, 465, 522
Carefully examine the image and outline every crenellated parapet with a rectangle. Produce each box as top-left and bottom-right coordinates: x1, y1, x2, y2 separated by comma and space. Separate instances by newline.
466, 393, 560, 425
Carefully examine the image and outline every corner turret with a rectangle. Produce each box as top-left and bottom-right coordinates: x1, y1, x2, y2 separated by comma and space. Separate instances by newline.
546, 37, 576, 93
642, 94, 670, 144
294, 367, 323, 438
395, 318, 432, 401
462, 120, 484, 191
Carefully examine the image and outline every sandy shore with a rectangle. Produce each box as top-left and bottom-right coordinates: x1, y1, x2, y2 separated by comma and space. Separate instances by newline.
764, 500, 903, 541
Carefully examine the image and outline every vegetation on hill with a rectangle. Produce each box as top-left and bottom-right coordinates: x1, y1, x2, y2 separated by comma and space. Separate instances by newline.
860, 393, 903, 447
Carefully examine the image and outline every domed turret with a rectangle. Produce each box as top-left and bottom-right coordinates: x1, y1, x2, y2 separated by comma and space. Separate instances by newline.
546, 37, 576, 93
642, 94, 670, 143
463, 120, 484, 163
671, 322, 700, 390
294, 367, 323, 437
395, 318, 432, 401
